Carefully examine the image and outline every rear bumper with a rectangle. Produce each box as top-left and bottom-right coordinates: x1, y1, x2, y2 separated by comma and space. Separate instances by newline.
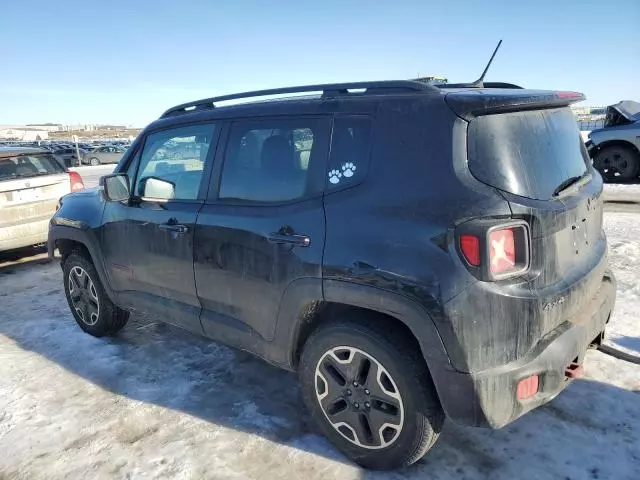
435, 271, 616, 428
0, 219, 49, 252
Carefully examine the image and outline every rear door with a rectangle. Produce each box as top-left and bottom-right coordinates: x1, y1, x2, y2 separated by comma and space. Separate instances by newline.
105, 147, 120, 163
0, 152, 69, 250
465, 102, 606, 335
100, 122, 219, 333
194, 116, 330, 342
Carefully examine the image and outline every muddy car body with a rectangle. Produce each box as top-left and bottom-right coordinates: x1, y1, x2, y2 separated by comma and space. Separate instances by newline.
48, 80, 616, 469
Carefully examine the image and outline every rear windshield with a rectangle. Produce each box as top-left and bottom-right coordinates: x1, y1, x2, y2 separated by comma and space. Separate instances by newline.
468, 107, 589, 200
0, 153, 65, 181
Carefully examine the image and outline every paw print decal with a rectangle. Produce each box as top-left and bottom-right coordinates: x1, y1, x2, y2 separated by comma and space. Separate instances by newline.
328, 169, 342, 184
341, 162, 356, 178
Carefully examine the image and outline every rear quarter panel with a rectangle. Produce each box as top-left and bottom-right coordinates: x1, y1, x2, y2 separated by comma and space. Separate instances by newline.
322, 96, 512, 362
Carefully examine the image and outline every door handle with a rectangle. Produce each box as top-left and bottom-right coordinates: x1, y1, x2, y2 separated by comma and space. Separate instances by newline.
268, 233, 311, 247
158, 223, 189, 234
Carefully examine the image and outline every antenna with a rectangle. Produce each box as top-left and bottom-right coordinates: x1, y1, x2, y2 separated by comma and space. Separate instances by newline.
470, 40, 502, 87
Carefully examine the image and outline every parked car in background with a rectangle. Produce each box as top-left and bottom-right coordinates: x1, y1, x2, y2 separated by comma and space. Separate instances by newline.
52, 147, 84, 168
82, 146, 126, 165
49, 80, 615, 470
587, 100, 640, 182
1, 147, 84, 252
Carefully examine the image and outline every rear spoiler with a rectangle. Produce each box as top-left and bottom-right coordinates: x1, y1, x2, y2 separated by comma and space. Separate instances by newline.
444, 89, 585, 120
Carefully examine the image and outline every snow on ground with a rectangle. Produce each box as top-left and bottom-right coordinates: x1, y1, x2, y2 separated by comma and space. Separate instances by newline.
0, 213, 639, 480
602, 213, 640, 357
603, 183, 640, 204
603, 183, 640, 195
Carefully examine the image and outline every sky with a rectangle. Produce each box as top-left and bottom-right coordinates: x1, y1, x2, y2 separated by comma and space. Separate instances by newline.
1, 0, 638, 127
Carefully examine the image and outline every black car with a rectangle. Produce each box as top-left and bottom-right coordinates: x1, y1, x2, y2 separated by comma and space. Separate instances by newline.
51, 147, 84, 167
48, 80, 615, 470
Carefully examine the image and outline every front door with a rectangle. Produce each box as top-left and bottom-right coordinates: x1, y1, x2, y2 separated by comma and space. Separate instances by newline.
101, 122, 219, 333
194, 116, 330, 342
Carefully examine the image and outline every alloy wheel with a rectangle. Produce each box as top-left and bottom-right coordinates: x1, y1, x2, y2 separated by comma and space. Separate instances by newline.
315, 346, 404, 449
68, 266, 100, 326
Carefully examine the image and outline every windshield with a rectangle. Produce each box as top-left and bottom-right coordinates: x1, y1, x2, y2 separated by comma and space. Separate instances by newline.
0, 153, 66, 181
467, 107, 589, 200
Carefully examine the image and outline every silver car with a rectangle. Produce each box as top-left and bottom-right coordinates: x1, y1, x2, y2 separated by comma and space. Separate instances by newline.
588, 100, 640, 182
0, 147, 84, 252
83, 146, 126, 166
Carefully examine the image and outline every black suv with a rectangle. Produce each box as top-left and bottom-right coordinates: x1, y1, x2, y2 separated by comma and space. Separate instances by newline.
48, 80, 616, 470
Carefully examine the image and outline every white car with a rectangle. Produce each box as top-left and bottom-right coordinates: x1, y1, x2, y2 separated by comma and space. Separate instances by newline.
0, 147, 84, 252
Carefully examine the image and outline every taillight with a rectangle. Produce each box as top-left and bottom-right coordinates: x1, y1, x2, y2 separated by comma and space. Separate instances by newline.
457, 221, 529, 281
69, 171, 85, 192
489, 228, 516, 274
460, 235, 480, 266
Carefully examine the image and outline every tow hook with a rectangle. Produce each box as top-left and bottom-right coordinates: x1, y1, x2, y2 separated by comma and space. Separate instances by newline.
565, 362, 584, 379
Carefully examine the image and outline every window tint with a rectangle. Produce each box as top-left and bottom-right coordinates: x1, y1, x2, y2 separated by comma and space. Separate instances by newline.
326, 117, 372, 188
0, 154, 65, 181
468, 108, 589, 200
135, 123, 216, 200
219, 118, 325, 202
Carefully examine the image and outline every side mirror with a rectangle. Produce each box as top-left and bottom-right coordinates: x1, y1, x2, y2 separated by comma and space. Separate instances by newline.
140, 176, 175, 200
101, 173, 130, 202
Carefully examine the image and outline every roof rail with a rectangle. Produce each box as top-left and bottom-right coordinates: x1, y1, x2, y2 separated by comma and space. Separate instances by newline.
160, 80, 433, 118
437, 81, 523, 89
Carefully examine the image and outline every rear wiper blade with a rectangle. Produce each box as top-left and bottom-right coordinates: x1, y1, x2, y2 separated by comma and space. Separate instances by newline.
552, 174, 590, 197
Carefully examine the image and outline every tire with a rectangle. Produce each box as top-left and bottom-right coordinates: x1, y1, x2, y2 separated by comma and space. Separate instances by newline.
593, 145, 640, 182
62, 252, 129, 337
299, 316, 444, 470
89, 157, 100, 166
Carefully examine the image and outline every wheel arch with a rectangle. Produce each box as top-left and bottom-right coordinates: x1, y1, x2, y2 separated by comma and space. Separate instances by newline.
591, 139, 640, 157
274, 279, 452, 378
49, 225, 117, 303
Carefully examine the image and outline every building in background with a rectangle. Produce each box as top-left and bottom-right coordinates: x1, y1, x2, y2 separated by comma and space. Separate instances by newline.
0, 125, 51, 141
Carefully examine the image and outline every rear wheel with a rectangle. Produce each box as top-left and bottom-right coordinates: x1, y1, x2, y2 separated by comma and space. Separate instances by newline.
63, 252, 129, 337
593, 145, 640, 182
89, 157, 100, 166
299, 317, 444, 470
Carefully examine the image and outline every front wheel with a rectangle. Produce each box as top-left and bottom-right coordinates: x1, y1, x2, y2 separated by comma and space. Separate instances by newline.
89, 157, 100, 166
299, 318, 444, 470
63, 252, 129, 337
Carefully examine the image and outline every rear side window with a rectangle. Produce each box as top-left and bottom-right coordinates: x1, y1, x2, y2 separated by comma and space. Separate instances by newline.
326, 116, 372, 189
0, 153, 65, 181
218, 118, 329, 203
468, 107, 588, 200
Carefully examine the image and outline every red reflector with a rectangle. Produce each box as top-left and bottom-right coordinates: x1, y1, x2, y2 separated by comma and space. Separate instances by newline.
69, 171, 85, 192
516, 375, 539, 400
489, 228, 516, 273
460, 235, 480, 266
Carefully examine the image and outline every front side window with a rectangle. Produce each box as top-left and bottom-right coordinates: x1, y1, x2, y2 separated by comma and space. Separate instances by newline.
135, 123, 216, 200
218, 118, 327, 202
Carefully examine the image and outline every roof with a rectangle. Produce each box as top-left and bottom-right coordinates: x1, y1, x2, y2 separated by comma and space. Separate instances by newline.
0, 146, 48, 158
159, 80, 437, 118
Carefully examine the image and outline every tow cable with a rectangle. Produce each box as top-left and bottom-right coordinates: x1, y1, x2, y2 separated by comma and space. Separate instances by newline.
597, 344, 640, 365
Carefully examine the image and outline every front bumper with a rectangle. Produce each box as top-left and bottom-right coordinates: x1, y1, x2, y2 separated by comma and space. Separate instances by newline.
436, 271, 616, 428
